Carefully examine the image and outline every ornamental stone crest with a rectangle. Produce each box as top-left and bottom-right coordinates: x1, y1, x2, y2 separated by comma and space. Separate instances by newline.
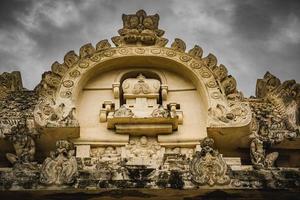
190, 137, 231, 186
112, 10, 168, 47
40, 140, 78, 185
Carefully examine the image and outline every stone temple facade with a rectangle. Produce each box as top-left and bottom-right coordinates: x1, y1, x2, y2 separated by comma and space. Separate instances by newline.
0, 10, 299, 196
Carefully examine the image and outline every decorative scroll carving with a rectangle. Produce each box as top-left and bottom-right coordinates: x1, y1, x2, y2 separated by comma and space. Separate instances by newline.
256, 71, 281, 99
51, 61, 68, 77
63, 51, 79, 68
170, 38, 186, 52
221, 75, 237, 96
151, 106, 170, 118
203, 53, 217, 69
188, 45, 203, 59
40, 140, 78, 185
113, 105, 134, 118
96, 39, 111, 51
212, 64, 228, 81
112, 10, 167, 46
250, 102, 298, 143
205, 61, 240, 98
249, 101, 298, 168
5, 121, 36, 170
255, 72, 300, 133
190, 137, 230, 186
248, 72, 300, 168
79, 43, 95, 58
35, 100, 78, 127
208, 102, 250, 126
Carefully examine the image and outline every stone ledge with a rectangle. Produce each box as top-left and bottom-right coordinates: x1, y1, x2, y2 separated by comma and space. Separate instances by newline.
0, 189, 300, 200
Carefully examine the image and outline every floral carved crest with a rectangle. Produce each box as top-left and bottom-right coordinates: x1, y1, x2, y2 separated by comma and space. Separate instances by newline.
112, 10, 168, 46
40, 140, 78, 185
190, 137, 231, 186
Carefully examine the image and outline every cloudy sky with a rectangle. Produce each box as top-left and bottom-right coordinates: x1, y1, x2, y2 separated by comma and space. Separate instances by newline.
0, 0, 299, 96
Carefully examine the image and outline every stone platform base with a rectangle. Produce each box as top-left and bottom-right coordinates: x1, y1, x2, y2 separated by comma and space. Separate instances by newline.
0, 189, 300, 200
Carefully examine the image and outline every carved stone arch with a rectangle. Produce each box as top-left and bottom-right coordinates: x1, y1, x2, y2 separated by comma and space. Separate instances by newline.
34, 45, 251, 148
46, 48, 222, 110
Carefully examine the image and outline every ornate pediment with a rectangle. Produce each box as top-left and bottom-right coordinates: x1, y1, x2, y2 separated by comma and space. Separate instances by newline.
112, 10, 168, 47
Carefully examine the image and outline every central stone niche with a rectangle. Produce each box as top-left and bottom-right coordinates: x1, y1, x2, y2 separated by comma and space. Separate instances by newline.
75, 68, 207, 148
106, 73, 181, 135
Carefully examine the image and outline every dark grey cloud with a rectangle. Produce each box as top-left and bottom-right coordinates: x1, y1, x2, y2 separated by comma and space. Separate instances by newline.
0, 0, 33, 29
0, 0, 299, 96
232, 0, 300, 40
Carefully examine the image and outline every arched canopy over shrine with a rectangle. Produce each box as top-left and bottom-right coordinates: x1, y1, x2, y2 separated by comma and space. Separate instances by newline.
33, 10, 251, 152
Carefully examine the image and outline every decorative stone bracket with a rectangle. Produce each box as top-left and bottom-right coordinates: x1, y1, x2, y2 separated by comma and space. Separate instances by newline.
99, 101, 115, 122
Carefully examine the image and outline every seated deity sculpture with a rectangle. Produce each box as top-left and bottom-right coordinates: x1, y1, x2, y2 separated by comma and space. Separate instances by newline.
100, 146, 121, 162
5, 122, 36, 169
122, 136, 164, 167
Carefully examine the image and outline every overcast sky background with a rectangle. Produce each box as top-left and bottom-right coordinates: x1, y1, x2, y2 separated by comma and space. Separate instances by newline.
0, 0, 299, 96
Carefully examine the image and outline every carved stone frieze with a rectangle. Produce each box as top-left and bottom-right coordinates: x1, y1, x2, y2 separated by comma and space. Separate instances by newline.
247, 72, 300, 168
250, 101, 298, 144
122, 136, 165, 168
208, 101, 251, 127
255, 72, 300, 133
0, 90, 37, 120
190, 137, 231, 186
34, 100, 78, 127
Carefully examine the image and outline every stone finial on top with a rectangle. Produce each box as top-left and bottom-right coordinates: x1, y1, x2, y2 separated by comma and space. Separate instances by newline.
112, 10, 168, 47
